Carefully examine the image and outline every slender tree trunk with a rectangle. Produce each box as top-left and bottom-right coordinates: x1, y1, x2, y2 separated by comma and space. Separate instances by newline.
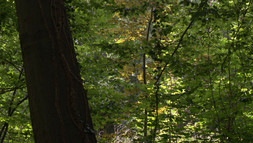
15, 0, 97, 142
143, 7, 153, 142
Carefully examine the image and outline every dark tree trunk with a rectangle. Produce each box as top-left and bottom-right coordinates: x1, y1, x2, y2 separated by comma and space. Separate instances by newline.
15, 0, 97, 142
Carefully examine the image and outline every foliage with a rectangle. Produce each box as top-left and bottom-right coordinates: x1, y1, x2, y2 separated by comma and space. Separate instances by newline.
0, 0, 253, 142
0, 1, 32, 142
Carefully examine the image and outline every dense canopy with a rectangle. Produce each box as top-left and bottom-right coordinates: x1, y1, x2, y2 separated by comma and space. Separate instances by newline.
0, 0, 252, 142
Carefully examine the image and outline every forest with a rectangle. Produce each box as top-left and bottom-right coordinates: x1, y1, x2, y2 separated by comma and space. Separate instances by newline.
0, 0, 253, 142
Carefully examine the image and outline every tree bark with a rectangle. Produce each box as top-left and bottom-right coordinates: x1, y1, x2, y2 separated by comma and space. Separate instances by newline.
15, 0, 97, 142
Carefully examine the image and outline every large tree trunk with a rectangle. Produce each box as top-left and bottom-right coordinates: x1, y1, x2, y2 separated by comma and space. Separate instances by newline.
15, 0, 97, 142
